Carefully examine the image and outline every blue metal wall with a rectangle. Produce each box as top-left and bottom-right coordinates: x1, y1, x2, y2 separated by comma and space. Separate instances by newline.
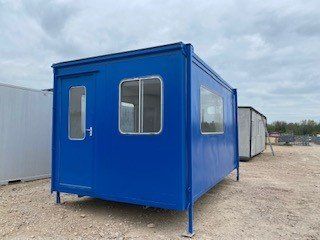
51, 43, 238, 214
52, 43, 188, 210
188, 48, 238, 201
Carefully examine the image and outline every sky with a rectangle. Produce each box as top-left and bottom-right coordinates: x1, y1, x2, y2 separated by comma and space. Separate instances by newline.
0, 0, 319, 123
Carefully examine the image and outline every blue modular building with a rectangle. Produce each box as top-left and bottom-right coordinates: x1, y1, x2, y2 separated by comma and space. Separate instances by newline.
51, 42, 239, 235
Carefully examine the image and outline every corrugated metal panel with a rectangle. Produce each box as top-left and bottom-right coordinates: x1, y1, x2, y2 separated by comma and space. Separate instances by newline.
0, 84, 52, 185
238, 108, 251, 158
250, 110, 266, 156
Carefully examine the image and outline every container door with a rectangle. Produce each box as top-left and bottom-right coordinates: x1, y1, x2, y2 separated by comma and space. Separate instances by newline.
59, 74, 95, 190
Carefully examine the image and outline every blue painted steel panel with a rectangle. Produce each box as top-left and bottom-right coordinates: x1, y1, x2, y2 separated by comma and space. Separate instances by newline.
51, 43, 238, 225
189, 48, 238, 201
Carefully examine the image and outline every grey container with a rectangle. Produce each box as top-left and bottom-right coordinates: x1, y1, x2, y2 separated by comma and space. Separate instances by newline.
238, 106, 266, 160
0, 83, 52, 185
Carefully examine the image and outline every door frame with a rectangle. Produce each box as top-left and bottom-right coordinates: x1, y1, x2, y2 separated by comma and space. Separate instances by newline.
54, 68, 101, 195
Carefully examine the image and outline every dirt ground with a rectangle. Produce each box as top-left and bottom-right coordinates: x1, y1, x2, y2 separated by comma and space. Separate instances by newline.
0, 145, 319, 240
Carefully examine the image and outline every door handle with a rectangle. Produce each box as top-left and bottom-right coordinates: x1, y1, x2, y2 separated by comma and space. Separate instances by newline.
86, 127, 93, 137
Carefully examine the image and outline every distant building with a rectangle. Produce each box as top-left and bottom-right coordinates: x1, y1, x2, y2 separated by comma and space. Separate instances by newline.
0, 83, 52, 185
269, 132, 280, 144
238, 106, 267, 160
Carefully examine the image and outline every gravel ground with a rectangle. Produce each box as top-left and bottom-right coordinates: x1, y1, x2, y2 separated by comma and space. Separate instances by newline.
0, 145, 319, 240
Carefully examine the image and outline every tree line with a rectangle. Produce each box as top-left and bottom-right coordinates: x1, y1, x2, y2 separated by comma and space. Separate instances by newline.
267, 120, 320, 136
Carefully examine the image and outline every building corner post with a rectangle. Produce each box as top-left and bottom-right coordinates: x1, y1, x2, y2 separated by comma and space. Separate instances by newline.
185, 43, 195, 237
51, 67, 57, 194
234, 89, 240, 181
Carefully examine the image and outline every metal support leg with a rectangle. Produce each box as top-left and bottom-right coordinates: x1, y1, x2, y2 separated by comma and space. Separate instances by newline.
56, 191, 61, 204
188, 204, 194, 236
182, 204, 195, 238
236, 166, 240, 181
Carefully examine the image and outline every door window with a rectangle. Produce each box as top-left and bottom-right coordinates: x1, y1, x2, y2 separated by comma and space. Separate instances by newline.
69, 86, 86, 140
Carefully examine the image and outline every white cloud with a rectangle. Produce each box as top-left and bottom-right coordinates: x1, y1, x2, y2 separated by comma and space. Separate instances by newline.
0, 0, 319, 122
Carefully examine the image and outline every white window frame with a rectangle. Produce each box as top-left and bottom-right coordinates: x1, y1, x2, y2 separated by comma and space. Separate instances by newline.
118, 75, 163, 135
68, 86, 86, 140
200, 85, 224, 135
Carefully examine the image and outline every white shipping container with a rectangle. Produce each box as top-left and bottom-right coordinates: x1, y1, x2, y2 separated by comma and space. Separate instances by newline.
0, 83, 52, 185
238, 107, 266, 160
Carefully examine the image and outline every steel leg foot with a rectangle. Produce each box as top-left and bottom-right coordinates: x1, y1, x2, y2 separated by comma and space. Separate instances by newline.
56, 191, 61, 204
